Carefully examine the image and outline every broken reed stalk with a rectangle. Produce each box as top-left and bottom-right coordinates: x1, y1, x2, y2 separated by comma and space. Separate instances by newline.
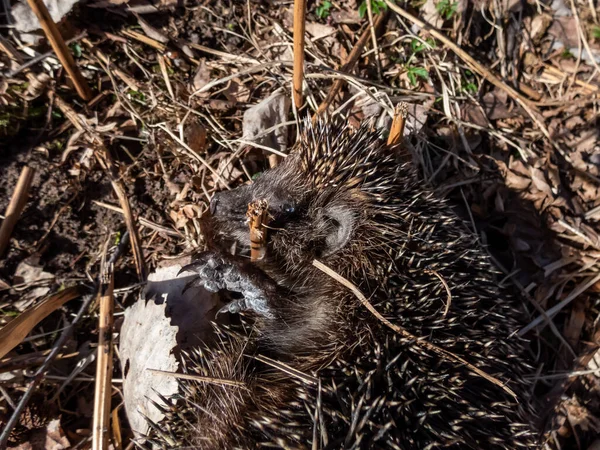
312, 259, 517, 399
365, 0, 382, 79
247, 200, 269, 261
314, 13, 386, 118
0, 286, 84, 360
0, 234, 130, 449
54, 95, 147, 281
0, 288, 92, 449
387, 102, 409, 146
293, 0, 307, 109
25, 0, 91, 101
0, 166, 35, 257
92, 268, 115, 450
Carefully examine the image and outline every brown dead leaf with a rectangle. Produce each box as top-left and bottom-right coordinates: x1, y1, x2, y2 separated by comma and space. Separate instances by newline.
482, 90, 513, 120
191, 59, 211, 92
331, 9, 360, 24
306, 22, 336, 41
529, 167, 553, 196
9, 418, 70, 450
548, 16, 580, 49
0, 286, 83, 360
529, 13, 553, 43
185, 122, 207, 155
505, 169, 531, 191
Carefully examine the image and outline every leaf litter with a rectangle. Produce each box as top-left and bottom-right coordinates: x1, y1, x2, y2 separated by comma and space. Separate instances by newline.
0, 0, 599, 448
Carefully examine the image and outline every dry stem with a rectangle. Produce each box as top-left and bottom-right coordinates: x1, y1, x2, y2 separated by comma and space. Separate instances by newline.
312, 259, 516, 398
92, 268, 115, 450
247, 200, 269, 261
25, 0, 91, 100
314, 13, 386, 118
293, 0, 307, 109
0, 166, 35, 257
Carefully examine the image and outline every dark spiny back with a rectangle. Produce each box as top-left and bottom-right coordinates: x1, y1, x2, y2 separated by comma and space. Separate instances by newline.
152, 116, 539, 449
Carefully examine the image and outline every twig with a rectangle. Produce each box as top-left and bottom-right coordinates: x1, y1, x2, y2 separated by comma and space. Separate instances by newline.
157, 54, 174, 100
54, 95, 147, 281
121, 29, 166, 52
293, 0, 307, 109
314, 13, 386, 118
187, 42, 258, 64
312, 259, 517, 398
24, 0, 91, 100
93, 201, 181, 237
0, 166, 35, 257
365, 0, 382, 79
247, 200, 269, 261
92, 265, 115, 450
387, 102, 408, 146
0, 288, 92, 449
426, 268, 452, 318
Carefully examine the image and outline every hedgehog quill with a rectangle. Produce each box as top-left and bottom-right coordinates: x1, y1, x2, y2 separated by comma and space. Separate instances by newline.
169, 116, 539, 449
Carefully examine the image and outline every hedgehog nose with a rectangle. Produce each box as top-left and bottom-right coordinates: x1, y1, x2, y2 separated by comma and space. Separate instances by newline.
209, 194, 219, 215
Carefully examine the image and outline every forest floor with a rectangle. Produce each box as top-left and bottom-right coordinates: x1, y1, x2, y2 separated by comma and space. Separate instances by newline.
1, 0, 600, 448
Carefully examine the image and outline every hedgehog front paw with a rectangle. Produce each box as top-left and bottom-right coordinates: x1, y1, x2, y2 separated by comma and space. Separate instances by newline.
180, 252, 274, 318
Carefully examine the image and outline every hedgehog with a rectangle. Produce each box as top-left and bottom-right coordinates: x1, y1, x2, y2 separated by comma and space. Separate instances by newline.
154, 116, 539, 449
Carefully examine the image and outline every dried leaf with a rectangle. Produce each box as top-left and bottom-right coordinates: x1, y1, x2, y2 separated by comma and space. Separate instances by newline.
120, 262, 219, 438
0, 286, 83, 360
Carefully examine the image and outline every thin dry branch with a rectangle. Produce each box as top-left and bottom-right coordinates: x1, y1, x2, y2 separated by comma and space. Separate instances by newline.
0, 166, 35, 257
25, 0, 91, 100
247, 200, 269, 261
293, 0, 307, 109
92, 267, 115, 450
312, 259, 517, 398
387, 102, 408, 146
365, 0, 382, 79
54, 95, 147, 280
314, 13, 386, 118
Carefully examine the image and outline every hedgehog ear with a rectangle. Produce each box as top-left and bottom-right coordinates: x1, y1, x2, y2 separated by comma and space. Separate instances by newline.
321, 205, 356, 257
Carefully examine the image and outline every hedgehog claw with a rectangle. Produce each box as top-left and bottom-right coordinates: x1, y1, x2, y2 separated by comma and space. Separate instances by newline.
216, 299, 246, 316
181, 251, 275, 318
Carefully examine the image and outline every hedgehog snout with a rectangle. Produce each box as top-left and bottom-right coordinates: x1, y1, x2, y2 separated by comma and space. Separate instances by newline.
209, 190, 249, 219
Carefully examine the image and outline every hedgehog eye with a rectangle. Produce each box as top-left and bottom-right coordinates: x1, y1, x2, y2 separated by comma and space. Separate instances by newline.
282, 204, 295, 214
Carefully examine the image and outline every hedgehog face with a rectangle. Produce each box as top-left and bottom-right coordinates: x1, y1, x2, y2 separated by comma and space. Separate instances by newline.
208, 156, 366, 267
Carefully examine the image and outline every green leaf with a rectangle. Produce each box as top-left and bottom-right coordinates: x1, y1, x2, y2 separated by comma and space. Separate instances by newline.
436, 0, 458, 20
593, 26, 600, 39
463, 82, 477, 93
406, 66, 429, 86
70, 42, 82, 58
358, 1, 367, 18
316, 0, 332, 18
358, 0, 389, 19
